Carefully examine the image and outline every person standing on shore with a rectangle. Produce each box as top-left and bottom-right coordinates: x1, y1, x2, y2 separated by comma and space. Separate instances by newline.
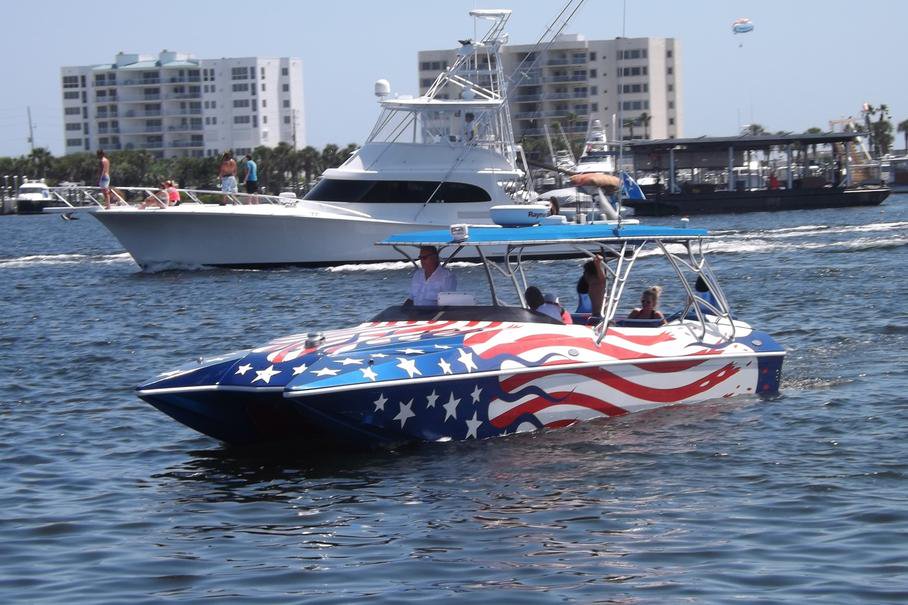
218, 151, 238, 204
97, 150, 111, 208
243, 154, 258, 204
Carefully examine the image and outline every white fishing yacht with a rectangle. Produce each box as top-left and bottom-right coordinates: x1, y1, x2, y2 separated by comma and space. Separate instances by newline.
90, 10, 545, 269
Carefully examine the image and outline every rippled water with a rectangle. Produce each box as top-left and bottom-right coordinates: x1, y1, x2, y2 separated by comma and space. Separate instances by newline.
2, 198, 907, 603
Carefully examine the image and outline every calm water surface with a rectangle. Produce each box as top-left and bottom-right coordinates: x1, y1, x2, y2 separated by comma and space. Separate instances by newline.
1, 197, 907, 603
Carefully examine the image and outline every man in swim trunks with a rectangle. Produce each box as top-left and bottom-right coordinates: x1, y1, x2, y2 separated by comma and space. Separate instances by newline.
97, 150, 111, 208
219, 151, 238, 204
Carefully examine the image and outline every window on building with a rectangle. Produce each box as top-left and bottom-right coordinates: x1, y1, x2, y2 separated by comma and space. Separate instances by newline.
65, 107, 81, 115
261, 83, 265, 91
589, 51, 596, 61
667, 50, 673, 58
262, 99, 267, 108
262, 115, 267, 124
282, 83, 289, 92
212, 117, 217, 124
65, 123, 82, 131
668, 101, 674, 109
233, 99, 250, 108
281, 67, 289, 76
234, 115, 251, 124
260, 67, 265, 78
252, 115, 258, 128
589, 69, 597, 78
64, 91, 79, 99
668, 84, 674, 92
211, 101, 216, 109
284, 115, 291, 124
249, 66, 255, 79
591, 102, 598, 112
66, 138, 82, 147
669, 118, 675, 125
62, 75, 79, 89
231, 67, 248, 80
667, 67, 673, 75
283, 99, 290, 108
232, 83, 249, 92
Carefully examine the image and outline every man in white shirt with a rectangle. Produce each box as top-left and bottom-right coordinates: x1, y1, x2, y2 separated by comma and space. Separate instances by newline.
406, 246, 456, 306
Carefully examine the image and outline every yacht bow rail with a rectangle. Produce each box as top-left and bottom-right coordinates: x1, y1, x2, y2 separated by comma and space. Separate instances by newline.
41, 186, 372, 218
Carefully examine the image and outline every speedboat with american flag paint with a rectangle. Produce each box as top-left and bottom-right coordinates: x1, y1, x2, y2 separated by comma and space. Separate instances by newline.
137, 220, 785, 448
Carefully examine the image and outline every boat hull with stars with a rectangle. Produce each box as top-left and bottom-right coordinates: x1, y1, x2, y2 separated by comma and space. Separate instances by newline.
136, 221, 785, 448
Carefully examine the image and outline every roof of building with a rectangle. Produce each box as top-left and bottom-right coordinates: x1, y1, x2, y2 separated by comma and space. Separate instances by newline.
630, 132, 861, 152
379, 223, 709, 247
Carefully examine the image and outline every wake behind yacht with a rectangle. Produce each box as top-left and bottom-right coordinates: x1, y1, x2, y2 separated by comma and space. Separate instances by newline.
91, 10, 544, 269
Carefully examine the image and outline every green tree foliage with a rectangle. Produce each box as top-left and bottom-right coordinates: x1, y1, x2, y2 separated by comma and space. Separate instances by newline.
0, 144, 358, 192
898, 119, 908, 153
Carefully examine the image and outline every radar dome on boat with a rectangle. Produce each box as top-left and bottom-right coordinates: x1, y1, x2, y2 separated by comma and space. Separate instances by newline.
374, 79, 390, 98
490, 204, 550, 227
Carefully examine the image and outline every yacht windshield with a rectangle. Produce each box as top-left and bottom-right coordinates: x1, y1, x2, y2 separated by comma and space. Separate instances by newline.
305, 179, 491, 203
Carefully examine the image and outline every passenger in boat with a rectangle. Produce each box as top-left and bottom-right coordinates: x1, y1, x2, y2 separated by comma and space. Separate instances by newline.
218, 151, 238, 204
463, 112, 476, 142
540, 292, 573, 324
243, 154, 259, 203
405, 246, 457, 306
768, 172, 780, 190
575, 254, 607, 315
547, 198, 560, 216
138, 182, 169, 209
525, 285, 545, 313
695, 275, 719, 313
165, 181, 181, 206
628, 286, 666, 324
97, 150, 111, 209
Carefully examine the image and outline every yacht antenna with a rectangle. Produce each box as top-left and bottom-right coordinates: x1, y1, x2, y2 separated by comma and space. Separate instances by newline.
27, 106, 35, 153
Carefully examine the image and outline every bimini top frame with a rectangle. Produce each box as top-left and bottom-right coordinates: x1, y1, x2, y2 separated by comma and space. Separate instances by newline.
379, 222, 735, 343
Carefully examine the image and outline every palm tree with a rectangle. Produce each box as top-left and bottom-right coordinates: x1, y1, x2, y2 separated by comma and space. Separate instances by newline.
898, 120, 908, 153
744, 123, 766, 136
638, 112, 651, 139
28, 147, 54, 179
622, 118, 636, 141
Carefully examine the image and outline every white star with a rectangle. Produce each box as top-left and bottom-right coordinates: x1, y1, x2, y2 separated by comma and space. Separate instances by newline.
470, 385, 482, 404
398, 347, 425, 355
313, 367, 339, 377
361, 366, 378, 381
426, 390, 439, 408
394, 399, 416, 428
235, 363, 253, 376
443, 393, 461, 421
292, 363, 308, 376
339, 358, 363, 366
457, 348, 477, 372
371, 353, 388, 359
434, 344, 450, 350
438, 358, 453, 375
252, 365, 281, 384
465, 411, 482, 439
396, 357, 421, 378
373, 393, 388, 412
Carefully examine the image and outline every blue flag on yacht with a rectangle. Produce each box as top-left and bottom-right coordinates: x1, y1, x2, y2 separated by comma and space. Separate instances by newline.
620, 171, 646, 200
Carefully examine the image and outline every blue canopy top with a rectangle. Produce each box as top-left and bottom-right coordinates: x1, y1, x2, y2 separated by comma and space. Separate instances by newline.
379, 223, 710, 247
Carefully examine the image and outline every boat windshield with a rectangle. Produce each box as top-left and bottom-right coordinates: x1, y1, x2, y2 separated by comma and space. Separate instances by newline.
18, 186, 47, 195
304, 179, 491, 203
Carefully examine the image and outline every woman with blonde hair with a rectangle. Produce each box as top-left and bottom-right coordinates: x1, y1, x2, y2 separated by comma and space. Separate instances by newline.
628, 285, 666, 324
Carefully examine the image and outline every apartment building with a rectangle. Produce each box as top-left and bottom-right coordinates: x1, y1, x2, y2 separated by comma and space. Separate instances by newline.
60, 50, 305, 158
418, 34, 682, 143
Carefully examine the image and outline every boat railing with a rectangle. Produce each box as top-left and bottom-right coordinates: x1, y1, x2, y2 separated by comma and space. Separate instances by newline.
43, 185, 373, 219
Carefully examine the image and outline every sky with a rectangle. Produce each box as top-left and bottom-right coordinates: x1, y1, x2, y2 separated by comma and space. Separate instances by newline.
1, 0, 906, 157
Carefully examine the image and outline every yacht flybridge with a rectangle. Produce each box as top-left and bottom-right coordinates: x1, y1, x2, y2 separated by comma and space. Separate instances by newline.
87, 9, 550, 269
